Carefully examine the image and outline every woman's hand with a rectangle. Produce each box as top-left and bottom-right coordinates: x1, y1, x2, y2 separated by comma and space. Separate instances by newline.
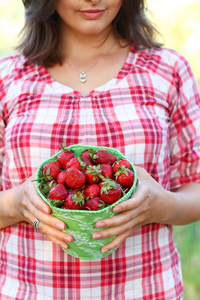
92, 166, 171, 254
12, 175, 73, 250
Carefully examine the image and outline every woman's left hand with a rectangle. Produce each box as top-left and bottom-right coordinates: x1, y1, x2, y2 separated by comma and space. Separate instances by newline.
92, 166, 170, 254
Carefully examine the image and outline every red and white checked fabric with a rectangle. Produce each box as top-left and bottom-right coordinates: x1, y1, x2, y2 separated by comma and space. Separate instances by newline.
0, 45, 200, 299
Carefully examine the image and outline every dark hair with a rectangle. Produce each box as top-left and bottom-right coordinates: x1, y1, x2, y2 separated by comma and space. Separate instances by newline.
17, 0, 162, 67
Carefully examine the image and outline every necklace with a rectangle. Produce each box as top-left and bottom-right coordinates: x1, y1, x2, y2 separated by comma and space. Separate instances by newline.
63, 42, 116, 83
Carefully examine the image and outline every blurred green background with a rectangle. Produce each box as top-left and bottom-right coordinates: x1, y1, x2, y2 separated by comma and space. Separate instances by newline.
0, 1, 200, 299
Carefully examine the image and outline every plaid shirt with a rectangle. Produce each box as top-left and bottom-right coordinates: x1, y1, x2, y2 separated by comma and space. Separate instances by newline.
0, 45, 200, 299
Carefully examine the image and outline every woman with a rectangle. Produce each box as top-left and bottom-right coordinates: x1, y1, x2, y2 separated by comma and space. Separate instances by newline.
0, 0, 200, 299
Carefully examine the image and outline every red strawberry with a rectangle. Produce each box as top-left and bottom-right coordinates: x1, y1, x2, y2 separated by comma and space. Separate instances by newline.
93, 150, 117, 165
80, 150, 94, 167
49, 183, 68, 206
80, 156, 93, 167
80, 149, 94, 159
99, 179, 122, 204
84, 165, 101, 184
42, 161, 60, 179
80, 150, 91, 159
65, 157, 81, 171
113, 159, 130, 173
85, 184, 100, 198
57, 171, 67, 185
114, 166, 134, 188
65, 166, 86, 189
64, 190, 86, 210
85, 197, 105, 211
57, 143, 74, 169
100, 164, 113, 179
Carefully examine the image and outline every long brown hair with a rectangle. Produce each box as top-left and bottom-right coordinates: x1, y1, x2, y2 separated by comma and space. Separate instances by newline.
17, 0, 162, 67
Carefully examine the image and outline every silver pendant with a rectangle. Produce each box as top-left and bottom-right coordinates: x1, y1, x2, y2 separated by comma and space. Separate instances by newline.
80, 72, 87, 83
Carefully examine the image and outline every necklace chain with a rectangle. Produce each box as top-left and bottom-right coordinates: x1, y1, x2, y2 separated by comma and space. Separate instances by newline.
63, 42, 116, 83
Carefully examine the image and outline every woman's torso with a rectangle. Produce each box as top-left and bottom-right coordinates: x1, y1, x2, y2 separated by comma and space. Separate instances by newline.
0, 45, 193, 299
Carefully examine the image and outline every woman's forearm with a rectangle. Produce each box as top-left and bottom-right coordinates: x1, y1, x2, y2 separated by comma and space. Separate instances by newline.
162, 182, 200, 226
0, 186, 23, 229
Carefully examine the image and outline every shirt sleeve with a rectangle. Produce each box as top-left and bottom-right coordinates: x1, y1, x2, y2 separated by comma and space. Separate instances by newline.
169, 53, 200, 189
0, 59, 7, 191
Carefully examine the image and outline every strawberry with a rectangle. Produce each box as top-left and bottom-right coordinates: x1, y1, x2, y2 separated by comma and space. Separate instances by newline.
57, 142, 74, 169
99, 178, 122, 204
65, 157, 81, 171
113, 159, 130, 173
57, 170, 67, 185
114, 166, 135, 188
65, 166, 86, 189
48, 183, 68, 207
80, 156, 93, 167
64, 190, 86, 210
81, 149, 93, 159
100, 164, 113, 179
92, 149, 117, 165
85, 184, 100, 198
84, 165, 101, 184
85, 197, 105, 211
42, 161, 60, 179
80, 150, 94, 167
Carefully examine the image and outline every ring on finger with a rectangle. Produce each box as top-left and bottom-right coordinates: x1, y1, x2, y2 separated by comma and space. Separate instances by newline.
32, 219, 40, 230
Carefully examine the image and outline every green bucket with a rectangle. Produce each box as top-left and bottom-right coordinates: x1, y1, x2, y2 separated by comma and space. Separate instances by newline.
35, 144, 137, 260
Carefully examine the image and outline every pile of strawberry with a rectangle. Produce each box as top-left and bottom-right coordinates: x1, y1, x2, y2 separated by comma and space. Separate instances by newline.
37, 145, 135, 211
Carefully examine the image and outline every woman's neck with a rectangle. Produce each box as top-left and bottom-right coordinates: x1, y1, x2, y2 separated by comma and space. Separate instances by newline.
59, 25, 117, 63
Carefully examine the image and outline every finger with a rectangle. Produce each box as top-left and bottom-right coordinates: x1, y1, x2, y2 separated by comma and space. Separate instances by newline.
93, 213, 143, 240
112, 184, 146, 213
49, 236, 69, 250
93, 222, 130, 240
25, 180, 51, 215
30, 213, 73, 248
25, 205, 73, 242
36, 220, 73, 244
21, 177, 73, 248
95, 208, 140, 229
101, 228, 133, 253
95, 187, 146, 229
40, 224, 70, 250
23, 180, 66, 230
22, 195, 67, 231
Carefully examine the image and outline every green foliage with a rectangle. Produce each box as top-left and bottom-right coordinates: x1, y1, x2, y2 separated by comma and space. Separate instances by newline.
148, 0, 200, 89
174, 222, 200, 299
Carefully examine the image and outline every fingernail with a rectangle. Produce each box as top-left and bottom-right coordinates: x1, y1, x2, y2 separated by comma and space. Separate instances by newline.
96, 222, 105, 228
61, 243, 68, 250
56, 223, 65, 230
64, 236, 72, 243
42, 206, 49, 214
113, 206, 121, 213
102, 248, 109, 253
93, 233, 102, 239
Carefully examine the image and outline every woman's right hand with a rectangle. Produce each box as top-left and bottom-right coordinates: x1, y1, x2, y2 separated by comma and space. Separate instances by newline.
8, 175, 73, 250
